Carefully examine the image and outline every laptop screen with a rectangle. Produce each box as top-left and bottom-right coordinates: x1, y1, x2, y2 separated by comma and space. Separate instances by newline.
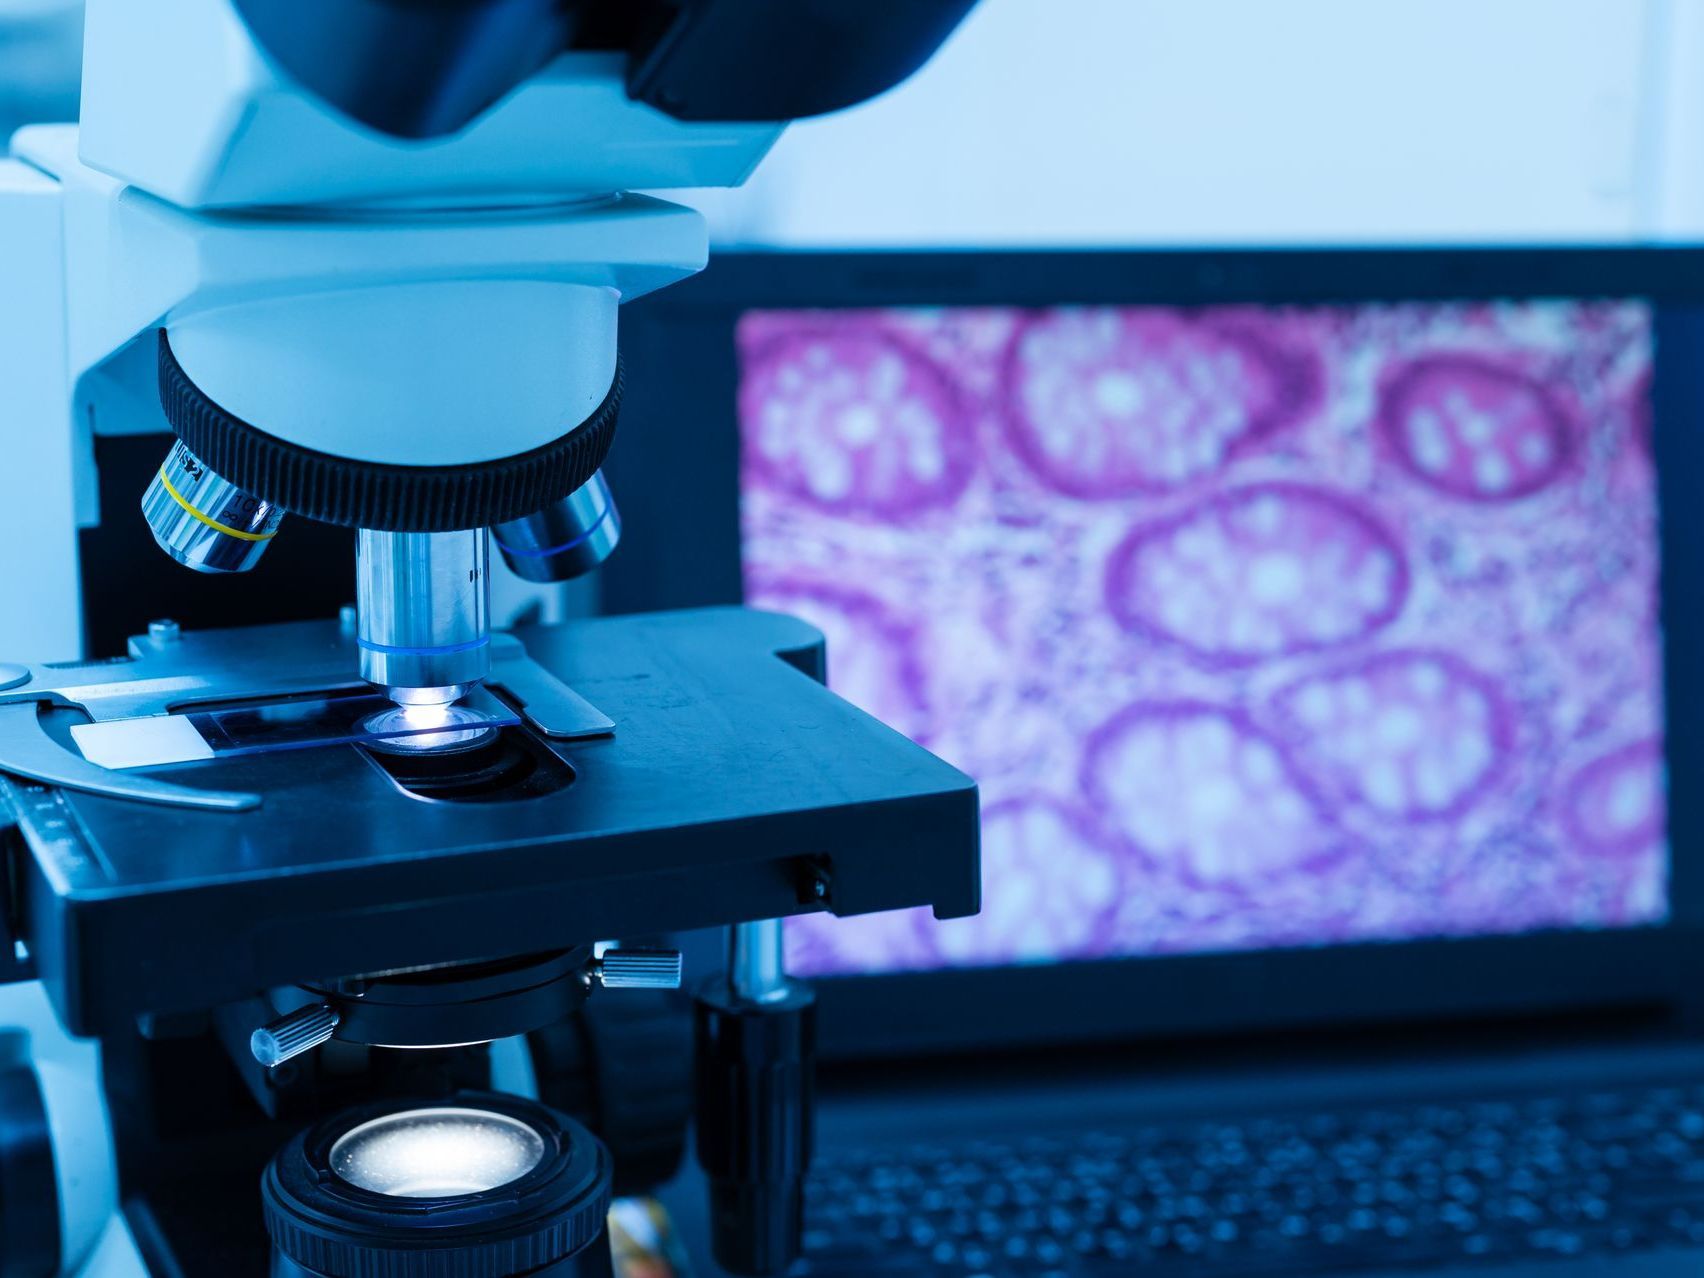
734, 300, 1666, 977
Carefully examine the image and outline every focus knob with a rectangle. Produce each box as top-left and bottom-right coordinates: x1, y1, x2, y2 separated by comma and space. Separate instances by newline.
530, 987, 694, 1198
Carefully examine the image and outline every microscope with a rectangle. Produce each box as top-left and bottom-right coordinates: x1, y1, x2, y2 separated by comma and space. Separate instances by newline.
0, 2, 981, 1274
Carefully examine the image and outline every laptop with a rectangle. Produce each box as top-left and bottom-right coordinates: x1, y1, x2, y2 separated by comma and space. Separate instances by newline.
605, 248, 1704, 1277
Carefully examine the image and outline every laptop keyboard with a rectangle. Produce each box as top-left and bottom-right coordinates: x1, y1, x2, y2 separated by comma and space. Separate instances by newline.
801, 1081, 1704, 1275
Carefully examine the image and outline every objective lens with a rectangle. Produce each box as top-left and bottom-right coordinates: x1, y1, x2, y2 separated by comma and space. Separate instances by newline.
141, 440, 283, 573
330, 1108, 545, 1198
356, 528, 491, 705
493, 471, 621, 584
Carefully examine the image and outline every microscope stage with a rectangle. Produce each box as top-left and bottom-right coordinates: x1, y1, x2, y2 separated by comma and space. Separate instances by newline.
4, 608, 980, 1035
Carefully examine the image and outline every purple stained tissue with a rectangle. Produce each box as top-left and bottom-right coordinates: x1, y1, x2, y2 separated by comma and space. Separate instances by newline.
736, 302, 1667, 977
739, 325, 976, 517
1377, 354, 1576, 501
1002, 309, 1321, 498
1104, 482, 1410, 667
1269, 649, 1514, 824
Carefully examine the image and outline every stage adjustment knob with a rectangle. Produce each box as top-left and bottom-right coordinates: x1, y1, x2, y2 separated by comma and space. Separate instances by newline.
592, 949, 683, 991
251, 1004, 340, 1068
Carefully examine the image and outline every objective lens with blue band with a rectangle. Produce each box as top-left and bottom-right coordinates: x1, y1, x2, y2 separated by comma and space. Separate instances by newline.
493, 471, 621, 584
494, 505, 611, 559
355, 528, 491, 708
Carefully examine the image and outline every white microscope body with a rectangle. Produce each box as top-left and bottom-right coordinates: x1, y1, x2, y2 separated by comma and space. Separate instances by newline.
0, 5, 781, 1271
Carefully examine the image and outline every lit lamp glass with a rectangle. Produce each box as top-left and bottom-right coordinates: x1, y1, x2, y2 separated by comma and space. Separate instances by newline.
330, 1107, 545, 1199
263, 1094, 614, 1277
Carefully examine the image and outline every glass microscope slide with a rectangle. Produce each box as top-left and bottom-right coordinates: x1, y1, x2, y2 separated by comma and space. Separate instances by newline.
70, 688, 522, 771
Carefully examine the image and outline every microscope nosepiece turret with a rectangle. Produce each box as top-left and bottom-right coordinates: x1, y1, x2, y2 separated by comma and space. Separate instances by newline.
141, 440, 284, 574
143, 331, 622, 714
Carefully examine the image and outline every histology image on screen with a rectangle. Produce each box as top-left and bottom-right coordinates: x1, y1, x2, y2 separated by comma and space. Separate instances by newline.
735, 301, 1666, 976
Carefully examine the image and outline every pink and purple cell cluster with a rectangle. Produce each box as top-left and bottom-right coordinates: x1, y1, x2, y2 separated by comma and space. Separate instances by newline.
735, 301, 1667, 977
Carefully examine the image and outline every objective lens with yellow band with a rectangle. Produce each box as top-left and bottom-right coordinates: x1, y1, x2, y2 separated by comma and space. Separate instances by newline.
141, 440, 285, 574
